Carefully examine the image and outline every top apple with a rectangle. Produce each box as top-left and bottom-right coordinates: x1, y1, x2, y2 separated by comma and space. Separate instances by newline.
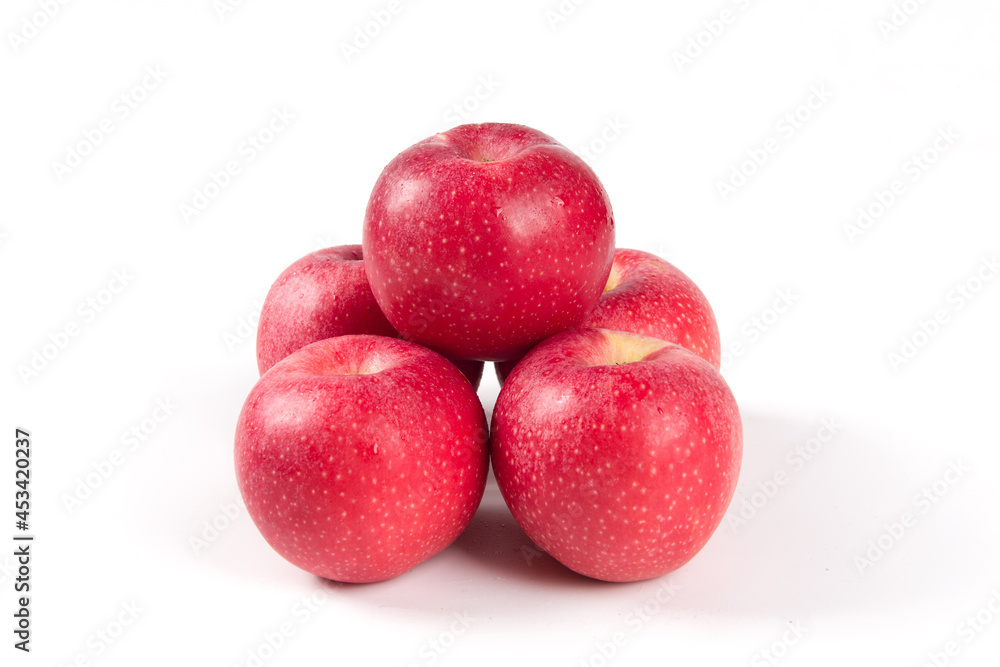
363, 123, 615, 361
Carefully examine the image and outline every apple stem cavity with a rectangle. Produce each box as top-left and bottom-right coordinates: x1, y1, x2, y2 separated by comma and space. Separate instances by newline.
602, 266, 624, 294
586, 330, 670, 367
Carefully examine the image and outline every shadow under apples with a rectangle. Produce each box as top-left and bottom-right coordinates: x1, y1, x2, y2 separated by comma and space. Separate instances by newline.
327, 476, 619, 621
447, 480, 603, 588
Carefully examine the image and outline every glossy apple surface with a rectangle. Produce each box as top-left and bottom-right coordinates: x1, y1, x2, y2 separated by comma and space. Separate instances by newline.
491, 328, 741, 582
236, 335, 489, 583
494, 248, 720, 384
256, 244, 483, 388
363, 123, 615, 361
256, 245, 396, 374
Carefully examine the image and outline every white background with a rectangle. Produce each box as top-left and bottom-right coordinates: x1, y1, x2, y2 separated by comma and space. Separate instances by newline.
3, 0, 1000, 665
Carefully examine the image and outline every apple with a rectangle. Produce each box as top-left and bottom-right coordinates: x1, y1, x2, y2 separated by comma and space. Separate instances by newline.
363, 122, 615, 361
235, 335, 489, 583
494, 248, 720, 384
256, 244, 484, 388
256, 245, 395, 374
490, 328, 742, 582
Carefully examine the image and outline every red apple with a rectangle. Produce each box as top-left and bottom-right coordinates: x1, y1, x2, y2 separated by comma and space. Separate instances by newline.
363, 122, 615, 361
494, 248, 720, 384
256, 245, 395, 374
256, 244, 484, 388
491, 328, 742, 582
235, 335, 489, 583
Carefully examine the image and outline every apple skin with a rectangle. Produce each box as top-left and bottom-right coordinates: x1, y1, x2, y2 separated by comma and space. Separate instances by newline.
256, 245, 396, 374
363, 123, 615, 361
491, 328, 742, 582
256, 244, 484, 388
235, 335, 489, 583
494, 248, 721, 385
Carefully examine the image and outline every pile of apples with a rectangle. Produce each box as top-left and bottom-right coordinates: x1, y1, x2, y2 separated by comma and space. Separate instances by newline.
235, 123, 742, 584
